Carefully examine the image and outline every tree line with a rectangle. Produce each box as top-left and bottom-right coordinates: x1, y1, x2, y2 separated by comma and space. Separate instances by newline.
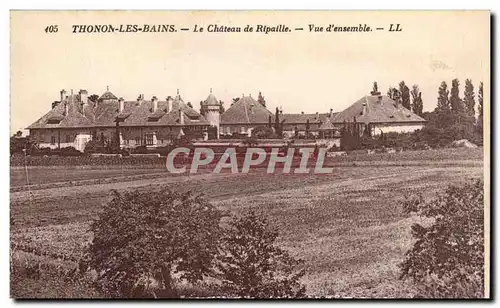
340, 79, 484, 150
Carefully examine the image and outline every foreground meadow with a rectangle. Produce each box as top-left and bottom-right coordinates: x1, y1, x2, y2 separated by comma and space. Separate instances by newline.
10, 148, 484, 298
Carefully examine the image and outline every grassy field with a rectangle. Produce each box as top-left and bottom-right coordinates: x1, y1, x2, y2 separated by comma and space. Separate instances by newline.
10, 148, 484, 298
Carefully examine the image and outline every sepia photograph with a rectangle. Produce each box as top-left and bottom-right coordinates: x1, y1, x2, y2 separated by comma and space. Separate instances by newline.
9, 10, 490, 299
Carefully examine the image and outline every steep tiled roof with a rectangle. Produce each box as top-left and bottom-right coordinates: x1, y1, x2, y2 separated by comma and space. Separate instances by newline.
331, 95, 426, 124
221, 95, 272, 124
28, 94, 209, 129
203, 93, 220, 107
28, 95, 94, 129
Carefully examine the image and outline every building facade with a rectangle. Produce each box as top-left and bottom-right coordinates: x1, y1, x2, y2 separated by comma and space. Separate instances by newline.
28, 88, 210, 152
27, 88, 426, 152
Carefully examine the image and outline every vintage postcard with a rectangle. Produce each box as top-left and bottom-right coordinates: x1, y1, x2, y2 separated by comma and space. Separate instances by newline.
10, 10, 490, 299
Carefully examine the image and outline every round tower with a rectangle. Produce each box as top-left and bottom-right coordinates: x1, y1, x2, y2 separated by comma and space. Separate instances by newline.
203, 89, 221, 139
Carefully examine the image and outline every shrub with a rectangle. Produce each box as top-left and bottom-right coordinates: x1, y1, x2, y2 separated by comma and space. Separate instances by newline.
86, 189, 223, 298
251, 126, 274, 139
399, 180, 484, 298
83, 140, 106, 155
60, 146, 83, 156
132, 145, 148, 154
10, 252, 100, 298
11, 134, 38, 155
217, 211, 306, 298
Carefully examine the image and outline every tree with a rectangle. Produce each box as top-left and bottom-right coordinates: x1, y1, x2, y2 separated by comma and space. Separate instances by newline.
251, 126, 274, 139
83, 139, 106, 155
463, 79, 476, 117
217, 211, 306, 298
257, 92, 266, 107
207, 126, 218, 140
86, 189, 223, 298
219, 100, 225, 114
388, 87, 402, 108
88, 94, 100, 103
436, 81, 450, 113
273, 107, 285, 137
411, 85, 424, 116
477, 82, 483, 133
435, 81, 453, 129
387, 87, 397, 100
370, 81, 380, 95
10, 132, 37, 155
199, 101, 206, 116
400, 180, 484, 298
450, 78, 464, 114
399, 81, 411, 110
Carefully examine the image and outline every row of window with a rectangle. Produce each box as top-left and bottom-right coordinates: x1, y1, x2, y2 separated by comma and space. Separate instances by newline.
222, 126, 249, 134
123, 135, 168, 146
47, 135, 169, 146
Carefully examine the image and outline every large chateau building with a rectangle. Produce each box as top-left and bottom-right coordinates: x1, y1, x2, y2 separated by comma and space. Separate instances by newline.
27, 87, 426, 151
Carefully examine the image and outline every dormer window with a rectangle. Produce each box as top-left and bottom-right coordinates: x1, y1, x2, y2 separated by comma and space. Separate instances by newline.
47, 115, 64, 124
148, 114, 163, 122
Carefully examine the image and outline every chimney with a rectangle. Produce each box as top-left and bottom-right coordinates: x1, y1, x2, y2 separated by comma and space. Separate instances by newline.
329, 108, 333, 118
60, 89, 67, 102
119, 97, 124, 113
167, 96, 173, 112
79, 89, 88, 104
378, 95, 383, 105
63, 102, 69, 116
361, 102, 367, 115
179, 108, 185, 125
152, 96, 158, 113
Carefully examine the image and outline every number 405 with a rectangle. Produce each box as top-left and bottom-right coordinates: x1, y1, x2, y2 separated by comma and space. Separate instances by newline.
45, 25, 58, 33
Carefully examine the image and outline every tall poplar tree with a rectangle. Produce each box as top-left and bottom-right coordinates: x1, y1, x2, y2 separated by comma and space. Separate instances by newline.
411, 85, 424, 116
463, 79, 476, 117
436, 81, 450, 112
477, 82, 483, 133
449, 78, 464, 114
399, 81, 411, 110
257, 92, 266, 107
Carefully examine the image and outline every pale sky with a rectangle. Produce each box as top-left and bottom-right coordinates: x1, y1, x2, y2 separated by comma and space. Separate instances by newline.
10, 10, 490, 134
